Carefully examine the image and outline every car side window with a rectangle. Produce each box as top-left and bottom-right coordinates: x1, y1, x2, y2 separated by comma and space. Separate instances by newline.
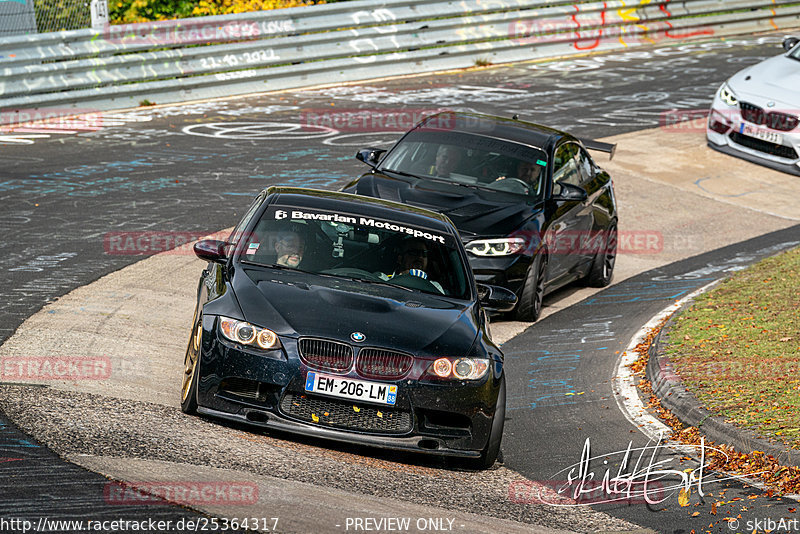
576, 148, 595, 185
552, 143, 582, 187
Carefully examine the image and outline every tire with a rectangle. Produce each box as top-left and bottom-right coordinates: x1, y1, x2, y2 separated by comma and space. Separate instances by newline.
584, 224, 617, 287
515, 253, 546, 322
470, 377, 506, 470
180, 318, 202, 414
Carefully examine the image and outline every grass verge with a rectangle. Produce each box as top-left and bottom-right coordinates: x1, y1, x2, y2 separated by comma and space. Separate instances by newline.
665, 245, 800, 451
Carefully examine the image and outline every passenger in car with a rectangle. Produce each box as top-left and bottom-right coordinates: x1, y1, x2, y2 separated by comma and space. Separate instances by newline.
429, 145, 464, 178
274, 229, 305, 268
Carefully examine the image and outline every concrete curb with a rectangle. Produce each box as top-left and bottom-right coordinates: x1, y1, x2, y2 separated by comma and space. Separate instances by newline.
647, 311, 800, 469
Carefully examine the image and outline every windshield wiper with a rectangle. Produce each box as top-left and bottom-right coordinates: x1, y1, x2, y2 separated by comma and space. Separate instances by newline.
382, 168, 494, 191
380, 168, 420, 179
240, 260, 314, 275
324, 273, 413, 292
422, 175, 498, 192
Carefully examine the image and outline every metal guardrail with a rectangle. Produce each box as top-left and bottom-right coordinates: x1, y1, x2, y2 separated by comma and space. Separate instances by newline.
1, 0, 800, 119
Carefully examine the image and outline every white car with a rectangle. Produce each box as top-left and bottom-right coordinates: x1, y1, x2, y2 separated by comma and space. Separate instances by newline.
707, 36, 800, 176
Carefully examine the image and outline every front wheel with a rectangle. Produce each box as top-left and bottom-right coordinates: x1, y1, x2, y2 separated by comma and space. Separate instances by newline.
515, 254, 546, 322
181, 319, 202, 414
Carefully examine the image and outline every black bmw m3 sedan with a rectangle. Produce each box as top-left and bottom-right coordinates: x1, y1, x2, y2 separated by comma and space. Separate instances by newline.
181, 187, 516, 468
345, 112, 619, 322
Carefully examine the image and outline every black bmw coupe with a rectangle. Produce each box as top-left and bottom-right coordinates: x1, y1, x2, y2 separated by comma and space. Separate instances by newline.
182, 187, 516, 468
344, 112, 618, 322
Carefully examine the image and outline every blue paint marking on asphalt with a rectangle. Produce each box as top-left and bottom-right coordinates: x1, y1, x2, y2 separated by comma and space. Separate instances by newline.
0, 421, 39, 448
694, 177, 755, 198
507, 348, 590, 410
580, 278, 716, 305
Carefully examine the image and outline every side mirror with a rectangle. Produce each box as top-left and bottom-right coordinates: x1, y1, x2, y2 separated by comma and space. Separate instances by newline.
782, 36, 799, 52
552, 182, 588, 202
477, 283, 518, 313
356, 147, 387, 168
194, 239, 228, 263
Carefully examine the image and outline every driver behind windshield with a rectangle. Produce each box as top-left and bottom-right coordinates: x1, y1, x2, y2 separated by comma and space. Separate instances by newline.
493, 159, 542, 195
378, 238, 444, 294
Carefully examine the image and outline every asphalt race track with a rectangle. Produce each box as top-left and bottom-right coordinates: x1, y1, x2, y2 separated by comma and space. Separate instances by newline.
1, 32, 800, 533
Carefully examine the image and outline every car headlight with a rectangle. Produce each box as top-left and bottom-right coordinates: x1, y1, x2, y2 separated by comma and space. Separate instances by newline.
465, 237, 526, 256
426, 357, 490, 380
719, 83, 738, 107
219, 317, 281, 350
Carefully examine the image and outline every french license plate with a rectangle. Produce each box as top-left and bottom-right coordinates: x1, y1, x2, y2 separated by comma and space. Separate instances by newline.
304, 372, 397, 405
740, 123, 783, 144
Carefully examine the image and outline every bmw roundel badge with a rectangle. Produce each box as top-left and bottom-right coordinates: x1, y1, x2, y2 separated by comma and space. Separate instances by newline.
351, 332, 366, 342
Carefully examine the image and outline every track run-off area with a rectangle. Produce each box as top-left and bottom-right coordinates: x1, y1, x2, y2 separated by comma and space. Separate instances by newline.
1, 33, 800, 533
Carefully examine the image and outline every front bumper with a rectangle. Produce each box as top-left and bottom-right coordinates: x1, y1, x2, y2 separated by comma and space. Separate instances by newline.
467, 253, 533, 296
193, 315, 502, 457
707, 141, 800, 177
706, 95, 800, 176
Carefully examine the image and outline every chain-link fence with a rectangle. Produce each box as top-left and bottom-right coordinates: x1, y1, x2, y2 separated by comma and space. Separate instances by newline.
1, 0, 328, 36
0, 0, 91, 36
33, 0, 92, 32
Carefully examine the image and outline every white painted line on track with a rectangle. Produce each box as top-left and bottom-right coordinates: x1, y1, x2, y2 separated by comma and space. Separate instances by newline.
0, 134, 51, 144
612, 280, 720, 446
612, 278, 800, 501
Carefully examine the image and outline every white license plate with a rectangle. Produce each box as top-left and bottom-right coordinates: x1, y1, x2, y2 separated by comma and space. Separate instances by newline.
304, 372, 397, 405
740, 123, 783, 144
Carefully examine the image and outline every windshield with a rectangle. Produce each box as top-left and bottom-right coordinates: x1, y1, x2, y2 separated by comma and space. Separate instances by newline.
237, 205, 471, 300
380, 130, 548, 199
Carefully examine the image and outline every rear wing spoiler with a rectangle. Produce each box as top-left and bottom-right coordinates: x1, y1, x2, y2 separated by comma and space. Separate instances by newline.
580, 138, 616, 160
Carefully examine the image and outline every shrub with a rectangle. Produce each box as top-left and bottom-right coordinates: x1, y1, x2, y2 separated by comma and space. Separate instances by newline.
110, 0, 320, 24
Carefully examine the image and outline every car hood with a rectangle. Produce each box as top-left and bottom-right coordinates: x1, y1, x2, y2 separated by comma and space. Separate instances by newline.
729, 55, 800, 105
353, 173, 542, 239
232, 265, 479, 357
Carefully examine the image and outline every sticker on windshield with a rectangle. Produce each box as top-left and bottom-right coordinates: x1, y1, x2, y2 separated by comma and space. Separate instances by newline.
269, 207, 448, 245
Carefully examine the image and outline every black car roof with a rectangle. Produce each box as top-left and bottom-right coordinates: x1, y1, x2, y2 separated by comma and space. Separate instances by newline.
417, 111, 573, 152
264, 187, 458, 235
